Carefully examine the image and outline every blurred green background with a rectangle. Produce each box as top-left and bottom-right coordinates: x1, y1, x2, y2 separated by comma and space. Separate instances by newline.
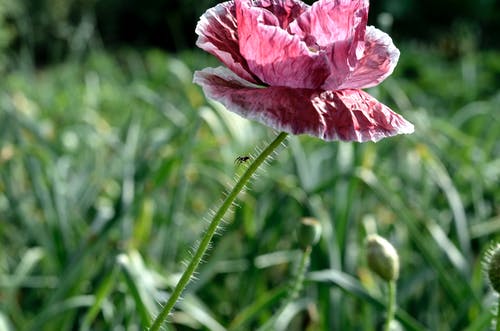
0, 0, 499, 330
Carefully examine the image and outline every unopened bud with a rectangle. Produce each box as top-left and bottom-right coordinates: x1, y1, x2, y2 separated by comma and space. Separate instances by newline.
486, 244, 500, 294
296, 217, 322, 250
365, 234, 399, 282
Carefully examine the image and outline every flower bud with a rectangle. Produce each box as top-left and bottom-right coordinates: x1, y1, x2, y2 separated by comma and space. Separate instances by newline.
365, 234, 399, 282
486, 244, 500, 294
296, 217, 322, 250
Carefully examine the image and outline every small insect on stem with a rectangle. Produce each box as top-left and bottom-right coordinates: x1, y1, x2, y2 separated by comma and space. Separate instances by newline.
234, 155, 251, 166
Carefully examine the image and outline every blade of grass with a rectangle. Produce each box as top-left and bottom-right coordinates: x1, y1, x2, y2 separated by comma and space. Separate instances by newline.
80, 265, 119, 331
118, 253, 155, 328
177, 295, 226, 331
26, 296, 95, 329
160, 118, 201, 263
421, 149, 471, 265
274, 298, 311, 331
227, 285, 288, 331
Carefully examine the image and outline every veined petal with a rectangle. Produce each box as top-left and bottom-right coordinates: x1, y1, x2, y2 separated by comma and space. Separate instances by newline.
194, 66, 325, 137
289, 0, 369, 90
288, 0, 368, 47
316, 89, 414, 142
250, 0, 309, 29
235, 0, 329, 89
193, 67, 414, 142
336, 26, 400, 89
196, 1, 258, 83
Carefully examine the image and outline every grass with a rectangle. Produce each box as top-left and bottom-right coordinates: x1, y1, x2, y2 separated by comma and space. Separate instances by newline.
0, 42, 499, 330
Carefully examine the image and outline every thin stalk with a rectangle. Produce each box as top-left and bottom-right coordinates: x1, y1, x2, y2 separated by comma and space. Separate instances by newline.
258, 246, 312, 331
288, 247, 312, 304
227, 285, 288, 331
384, 280, 397, 331
148, 132, 288, 331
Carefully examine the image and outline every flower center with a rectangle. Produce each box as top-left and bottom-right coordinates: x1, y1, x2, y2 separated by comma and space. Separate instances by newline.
303, 35, 320, 53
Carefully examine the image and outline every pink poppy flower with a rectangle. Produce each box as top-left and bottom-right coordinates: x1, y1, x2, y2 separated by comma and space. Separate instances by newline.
194, 0, 414, 142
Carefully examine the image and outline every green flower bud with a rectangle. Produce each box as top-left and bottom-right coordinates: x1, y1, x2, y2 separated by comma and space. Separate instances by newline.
365, 234, 399, 282
296, 217, 322, 250
486, 244, 500, 294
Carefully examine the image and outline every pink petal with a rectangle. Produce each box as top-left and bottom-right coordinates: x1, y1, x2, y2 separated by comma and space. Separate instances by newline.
248, 0, 309, 29
195, 1, 258, 83
235, 0, 329, 89
194, 66, 325, 137
336, 26, 400, 89
194, 67, 414, 142
288, 0, 368, 48
317, 89, 414, 142
288, 0, 369, 90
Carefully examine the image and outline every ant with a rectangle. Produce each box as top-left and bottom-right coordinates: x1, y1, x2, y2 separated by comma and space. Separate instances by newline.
234, 155, 251, 166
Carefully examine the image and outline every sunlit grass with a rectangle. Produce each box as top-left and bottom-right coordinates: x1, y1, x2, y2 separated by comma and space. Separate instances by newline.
0, 45, 499, 330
